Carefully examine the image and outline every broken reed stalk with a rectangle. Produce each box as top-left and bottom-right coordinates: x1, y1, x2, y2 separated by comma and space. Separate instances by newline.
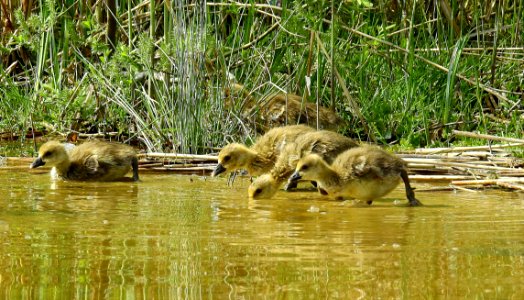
452, 130, 524, 144
451, 178, 524, 185
149, 166, 215, 171
448, 185, 480, 193
139, 152, 218, 161
408, 175, 475, 181
496, 181, 524, 191
414, 143, 524, 154
404, 158, 521, 172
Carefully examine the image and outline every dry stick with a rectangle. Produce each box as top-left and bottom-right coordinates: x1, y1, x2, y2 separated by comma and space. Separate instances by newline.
387, 47, 524, 52
150, 166, 214, 171
160, 164, 215, 169
398, 154, 481, 161
403, 154, 519, 164
158, 163, 217, 168
496, 181, 524, 191
404, 158, 520, 171
69, 132, 121, 138
414, 143, 524, 154
463, 160, 524, 167
449, 185, 480, 193
409, 175, 475, 181
452, 178, 524, 185
338, 26, 512, 104
140, 152, 218, 161
315, 33, 376, 142
138, 163, 164, 168
415, 186, 459, 192
452, 130, 524, 144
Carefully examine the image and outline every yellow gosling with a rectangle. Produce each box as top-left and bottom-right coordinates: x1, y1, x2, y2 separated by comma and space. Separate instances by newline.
212, 124, 314, 177
30, 140, 139, 181
248, 130, 359, 199
248, 174, 280, 199
288, 145, 422, 206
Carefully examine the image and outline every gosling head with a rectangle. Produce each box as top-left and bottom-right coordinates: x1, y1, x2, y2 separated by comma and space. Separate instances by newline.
212, 143, 254, 177
288, 154, 327, 184
30, 141, 69, 169
248, 174, 279, 199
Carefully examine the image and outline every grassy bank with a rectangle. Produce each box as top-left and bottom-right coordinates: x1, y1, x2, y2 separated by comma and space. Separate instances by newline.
1, 1, 523, 154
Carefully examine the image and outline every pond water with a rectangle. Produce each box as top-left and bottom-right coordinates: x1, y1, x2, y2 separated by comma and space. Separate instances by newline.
1, 166, 524, 299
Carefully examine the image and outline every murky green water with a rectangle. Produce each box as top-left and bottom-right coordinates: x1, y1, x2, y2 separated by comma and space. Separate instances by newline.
1, 166, 524, 299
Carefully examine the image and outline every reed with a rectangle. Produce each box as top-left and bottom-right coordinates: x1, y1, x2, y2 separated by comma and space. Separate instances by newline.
0, 1, 523, 152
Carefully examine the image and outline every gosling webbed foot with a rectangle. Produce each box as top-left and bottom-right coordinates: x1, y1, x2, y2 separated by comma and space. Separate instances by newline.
406, 187, 422, 206
408, 197, 423, 206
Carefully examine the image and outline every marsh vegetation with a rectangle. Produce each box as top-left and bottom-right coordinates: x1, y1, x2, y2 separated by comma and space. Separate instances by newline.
1, 1, 523, 155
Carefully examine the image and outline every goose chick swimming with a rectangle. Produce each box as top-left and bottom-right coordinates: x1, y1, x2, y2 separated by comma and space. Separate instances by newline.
288, 145, 421, 206
30, 140, 139, 181
248, 130, 359, 199
212, 124, 314, 177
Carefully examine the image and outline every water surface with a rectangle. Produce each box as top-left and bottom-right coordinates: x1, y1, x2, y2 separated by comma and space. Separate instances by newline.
1, 167, 523, 298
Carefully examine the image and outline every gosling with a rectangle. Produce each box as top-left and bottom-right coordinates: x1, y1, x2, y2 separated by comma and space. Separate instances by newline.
248, 130, 359, 199
261, 93, 344, 131
30, 140, 139, 181
212, 124, 314, 177
288, 145, 422, 206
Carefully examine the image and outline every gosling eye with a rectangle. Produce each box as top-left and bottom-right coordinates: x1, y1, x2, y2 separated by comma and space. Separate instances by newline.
300, 165, 309, 171
254, 188, 262, 195
223, 155, 231, 162
42, 152, 51, 158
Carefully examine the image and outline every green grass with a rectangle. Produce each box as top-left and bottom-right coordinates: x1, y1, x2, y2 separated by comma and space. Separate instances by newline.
0, 1, 523, 153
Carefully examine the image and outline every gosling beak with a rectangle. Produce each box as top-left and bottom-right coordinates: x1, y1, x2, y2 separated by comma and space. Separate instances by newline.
212, 163, 226, 177
288, 171, 302, 183
30, 157, 45, 169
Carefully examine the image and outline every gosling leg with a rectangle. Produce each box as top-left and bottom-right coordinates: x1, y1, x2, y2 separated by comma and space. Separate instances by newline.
132, 157, 139, 181
227, 172, 237, 187
400, 169, 422, 206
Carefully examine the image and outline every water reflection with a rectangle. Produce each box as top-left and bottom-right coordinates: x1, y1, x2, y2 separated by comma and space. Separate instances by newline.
1, 169, 524, 298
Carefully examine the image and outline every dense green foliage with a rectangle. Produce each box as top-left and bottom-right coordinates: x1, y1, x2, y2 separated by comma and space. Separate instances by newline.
1, 1, 523, 153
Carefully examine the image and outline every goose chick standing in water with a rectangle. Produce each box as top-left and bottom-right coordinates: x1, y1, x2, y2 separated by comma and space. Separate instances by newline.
288, 145, 421, 206
248, 130, 359, 199
30, 140, 139, 181
212, 124, 314, 177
